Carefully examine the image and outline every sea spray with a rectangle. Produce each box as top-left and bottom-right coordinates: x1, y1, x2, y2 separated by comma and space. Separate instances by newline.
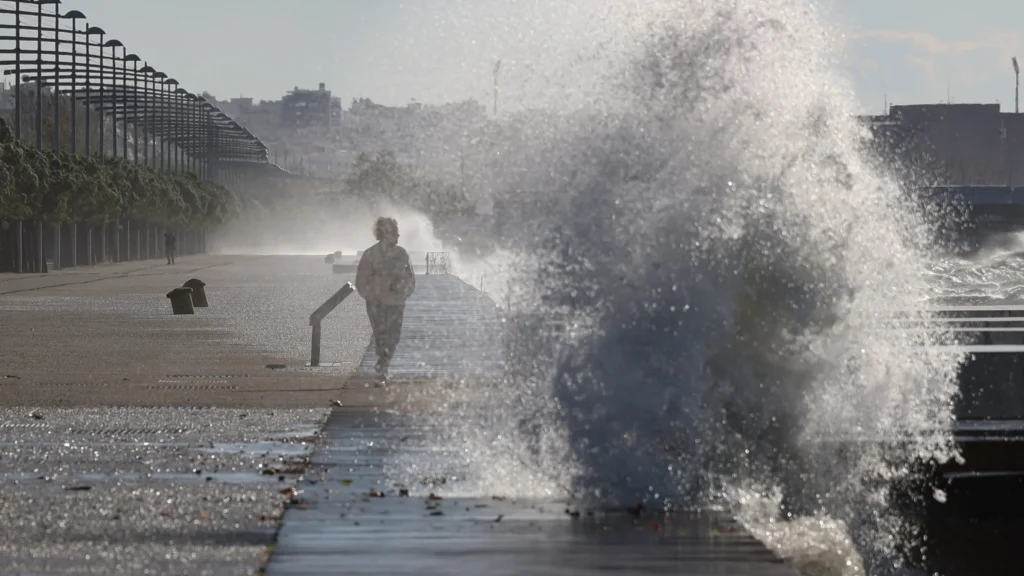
391, 1, 965, 573
210, 198, 443, 256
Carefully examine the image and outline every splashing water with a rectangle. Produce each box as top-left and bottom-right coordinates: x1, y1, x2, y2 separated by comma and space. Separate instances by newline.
926, 231, 1024, 305
210, 198, 444, 256
394, 1, 968, 574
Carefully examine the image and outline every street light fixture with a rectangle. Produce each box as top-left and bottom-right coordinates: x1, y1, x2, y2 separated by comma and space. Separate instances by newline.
151, 70, 166, 169
1014, 57, 1020, 115
61, 10, 86, 154
163, 77, 179, 172
138, 63, 155, 166
174, 86, 189, 173
124, 53, 139, 161
35, 0, 60, 152
83, 25, 103, 156
47, 0, 63, 152
101, 38, 123, 158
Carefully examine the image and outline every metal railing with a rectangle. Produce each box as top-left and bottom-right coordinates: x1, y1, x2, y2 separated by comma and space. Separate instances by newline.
425, 251, 451, 275
308, 282, 355, 367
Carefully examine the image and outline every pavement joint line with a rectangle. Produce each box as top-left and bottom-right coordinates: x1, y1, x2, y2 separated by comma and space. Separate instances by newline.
0, 260, 239, 296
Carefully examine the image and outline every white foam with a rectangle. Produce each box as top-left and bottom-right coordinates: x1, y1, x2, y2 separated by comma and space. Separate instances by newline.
388, 1, 966, 574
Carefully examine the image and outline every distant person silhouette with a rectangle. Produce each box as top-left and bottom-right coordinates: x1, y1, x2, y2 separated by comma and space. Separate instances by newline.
164, 232, 177, 265
355, 217, 416, 378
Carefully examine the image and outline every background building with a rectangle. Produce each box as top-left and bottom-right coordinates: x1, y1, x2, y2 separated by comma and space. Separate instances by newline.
863, 103, 1024, 186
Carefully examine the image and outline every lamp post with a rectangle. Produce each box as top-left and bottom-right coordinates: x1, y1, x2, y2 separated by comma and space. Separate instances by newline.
196, 96, 210, 180
179, 90, 196, 175
30, 1, 58, 273
14, 0, 22, 145
93, 26, 106, 156
124, 53, 139, 161
139, 63, 154, 167
35, 0, 59, 151
102, 38, 122, 158
188, 93, 201, 175
48, 0, 61, 152
174, 86, 188, 173
1014, 57, 1020, 115
62, 10, 85, 154
83, 25, 102, 156
151, 71, 166, 170
163, 77, 178, 172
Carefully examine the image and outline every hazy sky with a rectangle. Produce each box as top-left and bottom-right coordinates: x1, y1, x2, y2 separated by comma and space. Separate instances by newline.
60, 0, 1024, 114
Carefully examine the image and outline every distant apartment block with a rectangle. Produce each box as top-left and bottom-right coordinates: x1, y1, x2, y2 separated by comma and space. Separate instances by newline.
862, 103, 1024, 187
281, 83, 342, 128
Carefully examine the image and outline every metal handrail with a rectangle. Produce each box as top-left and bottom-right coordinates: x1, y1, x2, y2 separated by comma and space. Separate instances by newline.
425, 252, 451, 275
309, 282, 355, 367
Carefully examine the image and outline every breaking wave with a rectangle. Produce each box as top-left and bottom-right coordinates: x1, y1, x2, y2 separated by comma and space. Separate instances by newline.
394, 1, 967, 574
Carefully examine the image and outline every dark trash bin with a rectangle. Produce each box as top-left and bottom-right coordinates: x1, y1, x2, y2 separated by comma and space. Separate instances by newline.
183, 278, 208, 307
166, 287, 195, 315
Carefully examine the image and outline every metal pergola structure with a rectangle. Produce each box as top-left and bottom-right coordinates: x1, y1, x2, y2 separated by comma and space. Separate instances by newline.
0, 0, 300, 274
0, 0, 290, 184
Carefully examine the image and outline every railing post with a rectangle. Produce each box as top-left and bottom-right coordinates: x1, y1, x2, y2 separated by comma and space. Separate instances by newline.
308, 282, 355, 368
310, 321, 322, 367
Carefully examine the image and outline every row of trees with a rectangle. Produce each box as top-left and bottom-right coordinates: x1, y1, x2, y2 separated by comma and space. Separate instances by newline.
0, 118, 240, 228
344, 150, 477, 220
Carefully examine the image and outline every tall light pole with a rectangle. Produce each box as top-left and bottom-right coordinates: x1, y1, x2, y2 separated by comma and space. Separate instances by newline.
63, 10, 86, 155
163, 77, 179, 172
124, 53, 139, 161
139, 63, 154, 167
14, 0, 22, 144
1013, 57, 1020, 114
35, 0, 58, 151
95, 27, 106, 156
103, 39, 123, 158
83, 25, 103, 156
48, 0, 61, 153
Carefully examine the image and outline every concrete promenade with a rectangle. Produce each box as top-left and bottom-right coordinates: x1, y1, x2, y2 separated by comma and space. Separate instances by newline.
0, 254, 379, 409
0, 255, 371, 574
0, 254, 802, 575
265, 413, 798, 576
266, 272, 801, 575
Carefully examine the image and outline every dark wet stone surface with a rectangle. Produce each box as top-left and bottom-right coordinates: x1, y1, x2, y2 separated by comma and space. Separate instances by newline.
0, 407, 327, 575
265, 411, 800, 576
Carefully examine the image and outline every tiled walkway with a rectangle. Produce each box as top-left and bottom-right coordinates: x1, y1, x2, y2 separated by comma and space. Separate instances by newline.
264, 412, 798, 576
264, 275, 799, 575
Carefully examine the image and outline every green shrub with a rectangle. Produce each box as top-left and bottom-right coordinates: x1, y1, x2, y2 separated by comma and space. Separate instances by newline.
0, 118, 239, 227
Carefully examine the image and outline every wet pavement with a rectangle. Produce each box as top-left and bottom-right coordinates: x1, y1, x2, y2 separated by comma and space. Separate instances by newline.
0, 255, 375, 409
354, 275, 505, 381
265, 411, 800, 576
9, 255, 1024, 574
269, 274, 802, 575
0, 407, 328, 575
